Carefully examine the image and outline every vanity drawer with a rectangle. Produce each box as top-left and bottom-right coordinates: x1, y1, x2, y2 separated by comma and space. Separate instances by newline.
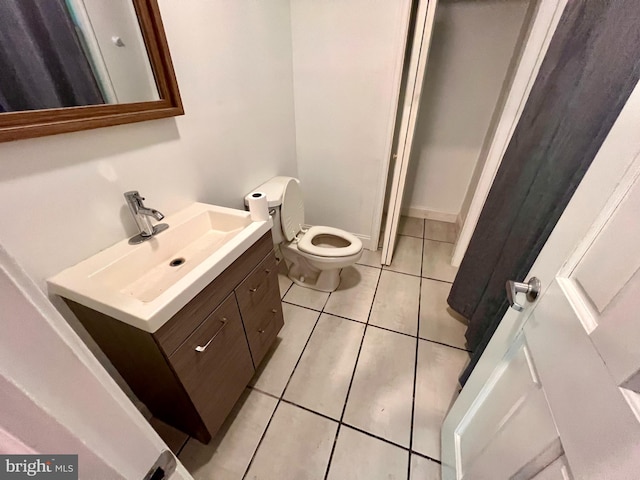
235, 253, 284, 365
170, 294, 254, 437
155, 231, 273, 355
242, 280, 284, 366
235, 252, 279, 308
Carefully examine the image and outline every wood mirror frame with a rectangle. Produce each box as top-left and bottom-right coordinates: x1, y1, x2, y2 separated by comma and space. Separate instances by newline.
0, 0, 183, 143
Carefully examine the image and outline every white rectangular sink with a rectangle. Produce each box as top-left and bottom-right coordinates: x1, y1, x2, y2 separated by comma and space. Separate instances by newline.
48, 203, 272, 332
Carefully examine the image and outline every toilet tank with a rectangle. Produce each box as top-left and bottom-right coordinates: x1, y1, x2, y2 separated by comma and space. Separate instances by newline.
250, 176, 297, 207
245, 176, 298, 245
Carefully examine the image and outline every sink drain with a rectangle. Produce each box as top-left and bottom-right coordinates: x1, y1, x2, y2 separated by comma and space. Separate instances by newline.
169, 257, 185, 267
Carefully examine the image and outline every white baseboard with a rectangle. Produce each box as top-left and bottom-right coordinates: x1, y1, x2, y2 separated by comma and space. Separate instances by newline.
355, 234, 375, 251
401, 207, 458, 224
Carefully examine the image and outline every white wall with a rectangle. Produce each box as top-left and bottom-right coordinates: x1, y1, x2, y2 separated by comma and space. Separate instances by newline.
404, 0, 530, 217
0, 0, 297, 290
290, 0, 412, 246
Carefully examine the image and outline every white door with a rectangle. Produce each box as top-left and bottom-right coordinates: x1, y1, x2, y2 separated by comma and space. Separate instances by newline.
0, 245, 193, 480
442, 78, 640, 479
381, 0, 437, 265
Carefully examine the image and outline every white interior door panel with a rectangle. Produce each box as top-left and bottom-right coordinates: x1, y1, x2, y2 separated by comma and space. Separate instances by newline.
442, 77, 640, 480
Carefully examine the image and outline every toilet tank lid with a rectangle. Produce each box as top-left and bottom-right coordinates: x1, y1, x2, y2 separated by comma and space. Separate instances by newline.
244, 176, 299, 208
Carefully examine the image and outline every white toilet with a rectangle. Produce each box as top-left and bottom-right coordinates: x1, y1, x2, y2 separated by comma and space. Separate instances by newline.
247, 176, 363, 292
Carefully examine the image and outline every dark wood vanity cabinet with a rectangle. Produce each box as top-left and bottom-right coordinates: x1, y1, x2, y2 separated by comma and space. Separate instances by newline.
169, 294, 255, 439
236, 253, 283, 366
64, 231, 284, 443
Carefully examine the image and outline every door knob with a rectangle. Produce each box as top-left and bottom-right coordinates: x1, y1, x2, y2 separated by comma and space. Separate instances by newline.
506, 277, 541, 312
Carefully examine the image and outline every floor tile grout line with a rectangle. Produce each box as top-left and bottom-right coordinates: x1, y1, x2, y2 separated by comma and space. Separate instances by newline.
340, 422, 410, 452
322, 267, 383, 480
423, 236, 456, 245
248, 385, 443, 465
280, 270, 340, 399
240, 308, 323, 480
382, 267, 423, 280
279, 263, 295, 301
339, 264, 456, 285
420, 275, 454, 285
356, 262, 381, 269
282, 281, 294, 298
280, 398, 339, 424
246, 384, 280, 401
407, 219, 426, 479
243, 268, 338, 480
398, 222, 457, 245
280, 311, 324, 398
239, 396, 280, 480
281, 299, 324, 313
382, 267, 455, 284
280, 300, 471, 352
420, 337, 472, 353
398, 232, 425, 240
189, 240, 456, 477
411, 449, 442, 465
282, 301, 362, 323
339, 421, 442, 464
367, 321, 416, 339
248, 248, 453, 478
282, 284, 331, 311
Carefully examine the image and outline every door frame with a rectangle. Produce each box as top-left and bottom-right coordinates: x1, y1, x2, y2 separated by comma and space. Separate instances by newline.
450, 0, 567, 266
441, 77, 640, 479
370, 0, 567, 260
381, 0, 438, 265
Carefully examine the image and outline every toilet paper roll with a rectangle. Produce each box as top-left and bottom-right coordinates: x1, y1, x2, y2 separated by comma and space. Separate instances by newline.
248, 191, 269, 222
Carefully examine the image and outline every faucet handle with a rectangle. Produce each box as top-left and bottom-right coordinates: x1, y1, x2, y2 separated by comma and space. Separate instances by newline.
124, 191, 145, 203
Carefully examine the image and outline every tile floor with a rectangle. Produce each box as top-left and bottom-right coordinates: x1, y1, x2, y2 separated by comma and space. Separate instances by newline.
177, 217, 470, 480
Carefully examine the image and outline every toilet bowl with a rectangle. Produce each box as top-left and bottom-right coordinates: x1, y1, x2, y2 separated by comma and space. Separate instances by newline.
246, 177, 363, 292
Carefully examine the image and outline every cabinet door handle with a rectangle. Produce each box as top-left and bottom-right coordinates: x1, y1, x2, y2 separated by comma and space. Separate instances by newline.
265, 269, 271, 274
258, 309, 279, 334
195, 318, 228, 352
249, 287, 258, 292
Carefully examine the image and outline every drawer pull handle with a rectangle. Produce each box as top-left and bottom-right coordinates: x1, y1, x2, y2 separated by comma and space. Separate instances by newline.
265, 269, 271, 274
195, 318, 228, 352
249, 287, 258, 292
258, 329, 266, 334
271, 309, 277, 314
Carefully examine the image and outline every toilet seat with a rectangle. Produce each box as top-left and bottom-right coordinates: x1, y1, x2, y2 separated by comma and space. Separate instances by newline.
297, 226, 362, 258
280, 178, 305, 241
279, 177, 362, 258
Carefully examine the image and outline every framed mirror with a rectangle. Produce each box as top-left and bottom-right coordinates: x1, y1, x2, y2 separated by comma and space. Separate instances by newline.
0, 0, 183, 143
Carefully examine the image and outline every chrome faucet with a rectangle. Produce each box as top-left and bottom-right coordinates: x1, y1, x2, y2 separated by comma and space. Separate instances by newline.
124, 191, 169, 244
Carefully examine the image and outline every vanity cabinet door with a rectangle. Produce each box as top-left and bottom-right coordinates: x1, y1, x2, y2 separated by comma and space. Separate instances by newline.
170, 293, 254, 438
235, 253, 284, 366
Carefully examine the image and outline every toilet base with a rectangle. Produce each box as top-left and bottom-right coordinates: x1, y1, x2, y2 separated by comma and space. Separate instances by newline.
287, 264, 341, 292
280, 240, 362, 293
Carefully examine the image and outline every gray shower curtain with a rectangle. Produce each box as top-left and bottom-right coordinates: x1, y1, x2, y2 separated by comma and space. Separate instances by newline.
448, 0, 640, 385
0, 0, 105, 112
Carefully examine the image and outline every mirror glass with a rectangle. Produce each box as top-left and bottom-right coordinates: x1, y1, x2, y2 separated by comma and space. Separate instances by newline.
0, 0, 160, 113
